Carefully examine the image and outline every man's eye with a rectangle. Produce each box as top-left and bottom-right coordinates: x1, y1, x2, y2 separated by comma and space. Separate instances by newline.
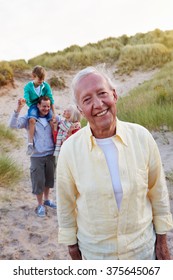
99, 91, 107, 96
83, 98, 91, 104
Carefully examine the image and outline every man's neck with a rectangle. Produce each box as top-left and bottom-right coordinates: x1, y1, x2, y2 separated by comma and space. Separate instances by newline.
91, 126, 116, 139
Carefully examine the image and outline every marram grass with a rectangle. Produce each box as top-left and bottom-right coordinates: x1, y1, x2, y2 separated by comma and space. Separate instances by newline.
0, 155, 23, 188
117, 61, 173, 131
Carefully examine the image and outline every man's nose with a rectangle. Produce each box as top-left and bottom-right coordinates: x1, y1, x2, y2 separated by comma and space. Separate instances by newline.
93, 96, 103, 108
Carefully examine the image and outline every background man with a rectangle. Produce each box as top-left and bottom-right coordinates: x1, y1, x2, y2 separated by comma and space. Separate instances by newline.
9, 96, 57, 217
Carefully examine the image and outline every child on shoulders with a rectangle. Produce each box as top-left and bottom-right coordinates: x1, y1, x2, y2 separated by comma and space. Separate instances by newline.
24, 65, 55, 155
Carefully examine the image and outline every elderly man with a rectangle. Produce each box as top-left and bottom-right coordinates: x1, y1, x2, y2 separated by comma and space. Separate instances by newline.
9, 96, 57, 217
56, 66, 173, 260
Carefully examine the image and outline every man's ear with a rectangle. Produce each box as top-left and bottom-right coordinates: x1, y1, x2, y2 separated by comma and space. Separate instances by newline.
112, 89, 118, 103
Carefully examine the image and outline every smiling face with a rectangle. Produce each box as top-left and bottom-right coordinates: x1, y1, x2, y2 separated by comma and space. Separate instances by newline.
37, 99, 51, 117
63, 107, 72, 120
75, 73, 117, 138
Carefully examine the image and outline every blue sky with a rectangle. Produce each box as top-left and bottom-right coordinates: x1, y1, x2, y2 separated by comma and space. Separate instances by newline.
0, 0, 172, 61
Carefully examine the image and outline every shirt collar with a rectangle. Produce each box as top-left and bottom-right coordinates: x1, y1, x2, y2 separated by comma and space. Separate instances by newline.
32, 81, 45, 89
86, 118, 128, 151
115, 118, 128, 146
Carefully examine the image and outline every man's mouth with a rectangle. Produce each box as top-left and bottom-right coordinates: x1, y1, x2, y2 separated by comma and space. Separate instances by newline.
95, 109, 108, 117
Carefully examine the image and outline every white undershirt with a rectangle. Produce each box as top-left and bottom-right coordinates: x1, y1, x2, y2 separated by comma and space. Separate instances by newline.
34, 84, 41, 96
96, 137, 123, 209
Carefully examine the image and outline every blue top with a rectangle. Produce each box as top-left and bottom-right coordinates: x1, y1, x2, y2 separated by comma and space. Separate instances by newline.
9, 111, 60, 157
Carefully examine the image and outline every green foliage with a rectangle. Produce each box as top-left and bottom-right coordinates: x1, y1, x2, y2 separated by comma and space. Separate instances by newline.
28, 37, 123, 70
80, 117, 87, 128
0, 155, 22, 188
85, 37, 123, 50
117, 43, 171, 74
128, 29, 173, 49
117, 61, 173, 130
0, 124, 23, 188
48, 75, 66, 89
27, 29, 173, 73
61, 44, 82, 54
0, 123, 17, 142
154, 85, 169, 105
0, 28, 170, 75
9, 59, 31, 71
0, 61, 13, 86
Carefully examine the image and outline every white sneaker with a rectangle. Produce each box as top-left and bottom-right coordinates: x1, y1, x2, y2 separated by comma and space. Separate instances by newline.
26, 143, 34, 156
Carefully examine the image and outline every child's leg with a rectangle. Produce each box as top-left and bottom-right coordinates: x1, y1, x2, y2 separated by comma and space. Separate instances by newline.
28, 117, 36, 143
27, 118, 36, 155
27, 105, 38, 155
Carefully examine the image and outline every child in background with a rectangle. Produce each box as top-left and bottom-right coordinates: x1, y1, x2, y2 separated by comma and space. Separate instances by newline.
53, 104, 81, 159
24, 65, 55, 155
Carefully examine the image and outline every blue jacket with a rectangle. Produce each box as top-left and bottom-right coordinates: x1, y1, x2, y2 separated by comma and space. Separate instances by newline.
9, 112, 60, 157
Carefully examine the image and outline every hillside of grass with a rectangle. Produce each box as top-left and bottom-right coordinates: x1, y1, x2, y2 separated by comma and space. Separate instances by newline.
0, 28, 173, 132
1, 28, 173, 82
26, 29, 173, 71
117, 60, 173, 130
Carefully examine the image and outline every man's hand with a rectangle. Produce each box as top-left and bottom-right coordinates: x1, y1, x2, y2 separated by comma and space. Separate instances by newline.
52, 116, 58, 130
52, 114, 56, 123
68, 243, 82, 260
15, 98, 26, 113
156, 234, 171, 259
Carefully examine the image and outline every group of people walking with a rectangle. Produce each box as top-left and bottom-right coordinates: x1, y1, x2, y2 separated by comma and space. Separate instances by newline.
9, 65, 81, 218
9, 65, 173, 260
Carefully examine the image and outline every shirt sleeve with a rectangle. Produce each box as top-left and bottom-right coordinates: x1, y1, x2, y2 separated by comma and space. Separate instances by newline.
8, 112, 28, 129
147, 132, 173, 234
56, 145, 78, 245
24, 84, 32, 107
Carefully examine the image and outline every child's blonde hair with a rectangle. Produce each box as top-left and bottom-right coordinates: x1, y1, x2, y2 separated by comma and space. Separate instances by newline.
32, 65, 46, 79
66, 104, 81, 123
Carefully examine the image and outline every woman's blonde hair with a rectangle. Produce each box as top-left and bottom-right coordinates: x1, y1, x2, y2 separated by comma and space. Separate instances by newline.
66, 104, 81, 123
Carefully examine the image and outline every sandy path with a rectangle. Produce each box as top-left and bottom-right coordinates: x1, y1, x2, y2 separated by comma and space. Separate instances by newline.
0, 68, 172, 259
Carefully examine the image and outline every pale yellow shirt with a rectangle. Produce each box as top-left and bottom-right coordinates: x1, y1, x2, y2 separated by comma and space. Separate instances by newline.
56, 119, 173, 260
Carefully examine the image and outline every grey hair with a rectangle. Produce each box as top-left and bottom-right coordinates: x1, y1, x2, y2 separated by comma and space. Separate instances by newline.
71, 66, 115, 104
65, 104, 81, 122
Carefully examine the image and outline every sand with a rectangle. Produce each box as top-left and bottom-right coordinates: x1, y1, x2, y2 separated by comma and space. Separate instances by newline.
0, 67, 172, 260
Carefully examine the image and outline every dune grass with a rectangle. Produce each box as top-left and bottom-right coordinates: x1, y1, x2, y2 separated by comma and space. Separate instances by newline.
1, 28, 173, 85
0, 61, 14, 86
27, 29, 173, 72
0, 155, 22, 188
117, 43, 172, 74
0, 124, 23, 189
117, 61, 173, 131
0, 123, 18, 141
